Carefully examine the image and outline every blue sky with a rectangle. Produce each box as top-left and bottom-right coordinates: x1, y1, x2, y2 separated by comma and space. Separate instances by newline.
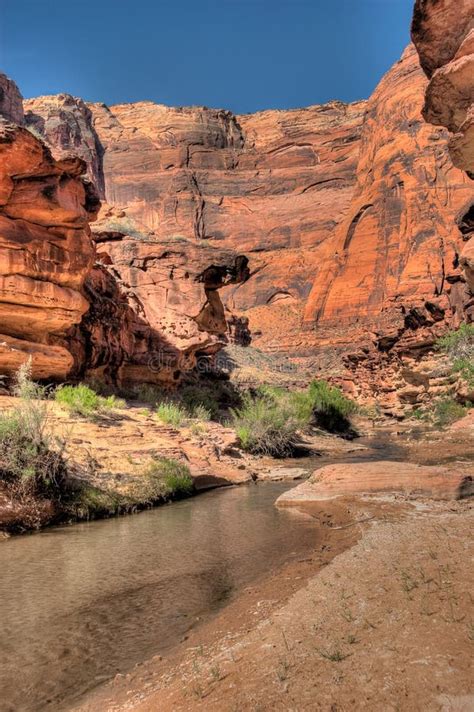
0, 0, 414, 113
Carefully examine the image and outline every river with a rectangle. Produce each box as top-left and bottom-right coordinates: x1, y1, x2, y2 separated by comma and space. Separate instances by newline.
0, 479, 326, 712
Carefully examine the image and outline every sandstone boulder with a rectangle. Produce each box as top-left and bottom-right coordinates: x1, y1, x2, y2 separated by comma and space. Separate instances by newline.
276, 460, 474, 504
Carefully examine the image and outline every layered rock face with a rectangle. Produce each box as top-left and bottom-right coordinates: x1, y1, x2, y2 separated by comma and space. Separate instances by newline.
411, 0, 474, 175
69, 219, 250, 384
0, 79, 98, 379
411, 0, 474, 294
27, 94, 366, 351
299, 46, 472, 407
24, 95, 105, 197
6, 42, 472, 397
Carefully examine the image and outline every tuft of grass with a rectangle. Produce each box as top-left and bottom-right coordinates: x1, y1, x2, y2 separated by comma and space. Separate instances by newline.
155, 401, 187, 427
436, 323, 474, 359
133, 383, 164, 405
308, 380, 357, 433
433, 398, 467, 426
316, 647, 351, 662
232, 379, 357, 456
12, 358, 46, 400
191, 404, 212, 422
190, 421, 207, 437
55, 384, 124, 418
0, 364, 67, 500
144, 457, 194, 499
68, 484, 127, 519
180, 384, 220, 419
231, 391, 301, 457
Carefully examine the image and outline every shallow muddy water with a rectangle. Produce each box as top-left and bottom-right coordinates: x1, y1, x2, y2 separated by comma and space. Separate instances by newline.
0, 480, 325, 712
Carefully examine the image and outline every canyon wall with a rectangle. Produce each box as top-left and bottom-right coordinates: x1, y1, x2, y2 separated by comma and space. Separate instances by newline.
411, 0, 474, 294
25, 95, 366, 351
3, 38, 472, 399
0, 78, 98, 379
0, 75, 250, 384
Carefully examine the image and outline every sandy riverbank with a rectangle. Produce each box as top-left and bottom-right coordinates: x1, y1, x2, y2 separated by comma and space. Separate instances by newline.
71, 486, 473, 711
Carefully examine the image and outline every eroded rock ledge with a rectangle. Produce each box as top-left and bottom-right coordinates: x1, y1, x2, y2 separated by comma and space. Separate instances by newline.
412, 0, 474, 295
0, 115, 97, 378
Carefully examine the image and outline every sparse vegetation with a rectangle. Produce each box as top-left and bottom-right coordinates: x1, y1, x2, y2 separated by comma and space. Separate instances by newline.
232, 379, 357, 456
180, 383, 221, 418
0, 363, 67, 502
55, 384, 124, 418
155, 401, 187, 427
133, 383, 164, 406
436, 324, 474, 390
316, 647, 351, 662
143, 457, 194, 499
433, 398, 467, 426
0, 399, 67, 499
231, 390, 303, 457
308, 379, 357, 433
436, 323, 474, 359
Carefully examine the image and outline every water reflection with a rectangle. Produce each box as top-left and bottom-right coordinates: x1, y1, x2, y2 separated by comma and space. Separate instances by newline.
0, 481, 318, 712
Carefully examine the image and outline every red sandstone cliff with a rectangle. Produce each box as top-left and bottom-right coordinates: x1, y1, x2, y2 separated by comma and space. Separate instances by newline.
4, 41, 473, 398
0, 76, 98, 379
411, 0, 474, 295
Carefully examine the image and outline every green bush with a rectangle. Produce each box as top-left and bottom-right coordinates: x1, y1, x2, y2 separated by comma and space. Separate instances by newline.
436, 323, 474, 359
144, 457, 194, 499
155, 401, 187, 427
232, 379, 357, 455
433, 398, 467, 426
231, 392, 301, 456
191, 404, 212, 422
12, 359, 46, 400
180, 384, 220, 418
55, 384, 124, 417
436, 324, 474, 391
453, 358, 474, 389
133, 383, 164, 405
0, 397, 66, 498
308, 380, 357, 433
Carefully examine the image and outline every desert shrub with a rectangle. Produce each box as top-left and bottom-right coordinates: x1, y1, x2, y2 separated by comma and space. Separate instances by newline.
436, 324, 474, 360
0, 396, 66, 498
133, 383, 164, 405
191, 404, 212, 421
231, 392, 301, 456
232, 379, 357, 454
452, 358, 474, 389
144, 457, 193, 499
55, 384, 124, 417
180, 384, 220, 418
12, 359, 46, 400
308, 380, 357, 433
411, 407, 428, 421
436, 324, 474, 390
433, 398, 467, 426
190, 421, 207, 437
155, 401, 187, 427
